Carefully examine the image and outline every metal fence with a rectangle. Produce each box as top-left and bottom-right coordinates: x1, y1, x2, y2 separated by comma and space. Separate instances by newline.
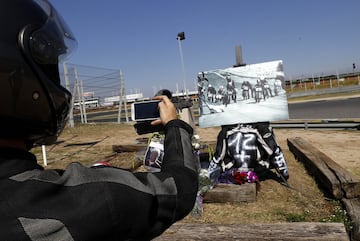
59, 63, 128, 125
60, 63, 122, 104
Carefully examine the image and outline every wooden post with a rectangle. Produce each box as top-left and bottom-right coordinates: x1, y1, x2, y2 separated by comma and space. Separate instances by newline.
342, 198, 360, 241
287, 137, 360, 199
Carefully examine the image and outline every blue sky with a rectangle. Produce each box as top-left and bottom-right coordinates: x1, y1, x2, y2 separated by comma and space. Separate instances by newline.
50, 0, 360, 97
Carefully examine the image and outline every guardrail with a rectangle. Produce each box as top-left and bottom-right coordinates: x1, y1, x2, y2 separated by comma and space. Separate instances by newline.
271, 120, 360, 130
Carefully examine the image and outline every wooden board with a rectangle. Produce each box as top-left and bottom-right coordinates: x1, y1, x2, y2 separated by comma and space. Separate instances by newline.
203, 183, 257, 203
154, 222, 349, 241
287, 137, 360, 199
112, 144, 147, 153
342, 198, 360, 241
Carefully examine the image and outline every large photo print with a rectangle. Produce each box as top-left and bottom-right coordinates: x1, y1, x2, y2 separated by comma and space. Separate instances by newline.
197, 60, 289, 128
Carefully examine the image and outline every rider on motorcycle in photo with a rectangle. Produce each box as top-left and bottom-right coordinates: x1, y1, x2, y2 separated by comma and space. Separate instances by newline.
262, 78, 273, 99
254, 79, 263, 103
207, 84, 216, 103
241, 81, 251, 100
225, 75, 237, 106
274, 78, 282, 96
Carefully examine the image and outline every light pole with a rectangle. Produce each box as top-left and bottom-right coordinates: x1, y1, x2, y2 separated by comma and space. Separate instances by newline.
177, 31, 188, 98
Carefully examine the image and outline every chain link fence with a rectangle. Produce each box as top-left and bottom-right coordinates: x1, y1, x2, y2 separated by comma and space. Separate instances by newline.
59, 63, 129, 125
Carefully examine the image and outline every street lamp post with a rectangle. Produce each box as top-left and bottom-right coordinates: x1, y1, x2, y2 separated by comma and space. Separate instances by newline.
175, 32, 195, 129
177, 31, 188, 98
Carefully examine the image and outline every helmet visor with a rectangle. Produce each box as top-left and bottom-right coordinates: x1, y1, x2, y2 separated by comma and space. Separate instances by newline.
30, 0, 77, 64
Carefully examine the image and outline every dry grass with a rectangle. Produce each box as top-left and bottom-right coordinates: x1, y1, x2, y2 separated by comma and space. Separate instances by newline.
31, 123, 357, 227
182, 148, 343, 224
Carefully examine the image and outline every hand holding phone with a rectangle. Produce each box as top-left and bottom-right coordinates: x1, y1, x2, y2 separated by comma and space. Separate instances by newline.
151, 95, 177, 126
131, 100, 161, 122
131, 96, 177, 135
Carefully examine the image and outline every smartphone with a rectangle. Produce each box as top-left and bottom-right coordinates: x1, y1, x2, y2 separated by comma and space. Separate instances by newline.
131, 100, 160, 122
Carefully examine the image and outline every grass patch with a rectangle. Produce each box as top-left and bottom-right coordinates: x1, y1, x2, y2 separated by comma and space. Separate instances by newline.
285, 212, 308, 222
319, 202, 352, 232
287, 90, 360, 103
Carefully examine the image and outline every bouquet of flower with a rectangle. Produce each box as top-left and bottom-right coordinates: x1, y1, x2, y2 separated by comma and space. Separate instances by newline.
218, 168, 258, 185
232, 169, 258, 184
191, 168, 213, 218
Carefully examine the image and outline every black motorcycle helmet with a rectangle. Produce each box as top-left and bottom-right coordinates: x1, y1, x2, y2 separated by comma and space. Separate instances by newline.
0, 0, 77, 145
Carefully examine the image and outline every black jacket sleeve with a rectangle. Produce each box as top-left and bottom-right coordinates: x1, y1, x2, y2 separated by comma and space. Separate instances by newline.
111, 119, 199, 240
161, 119, 199, 220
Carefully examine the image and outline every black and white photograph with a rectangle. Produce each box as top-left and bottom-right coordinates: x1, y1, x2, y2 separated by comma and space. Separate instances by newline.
197, 60, 289, 128
143, 141, 164, 172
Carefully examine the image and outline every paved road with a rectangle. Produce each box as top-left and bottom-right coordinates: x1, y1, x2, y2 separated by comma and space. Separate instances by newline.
288, 97, 360, 119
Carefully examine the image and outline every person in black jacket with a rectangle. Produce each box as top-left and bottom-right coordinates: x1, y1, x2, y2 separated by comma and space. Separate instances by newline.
0, 1, 198, 240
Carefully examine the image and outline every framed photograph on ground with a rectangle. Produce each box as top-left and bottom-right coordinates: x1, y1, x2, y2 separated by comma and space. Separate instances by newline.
197, 60, 289, 128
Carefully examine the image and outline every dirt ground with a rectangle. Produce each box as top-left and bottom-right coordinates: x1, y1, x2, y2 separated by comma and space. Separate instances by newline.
30, 122, 360, 227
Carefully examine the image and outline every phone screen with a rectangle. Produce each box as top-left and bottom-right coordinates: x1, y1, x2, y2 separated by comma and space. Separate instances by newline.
132, 100, 160, 121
